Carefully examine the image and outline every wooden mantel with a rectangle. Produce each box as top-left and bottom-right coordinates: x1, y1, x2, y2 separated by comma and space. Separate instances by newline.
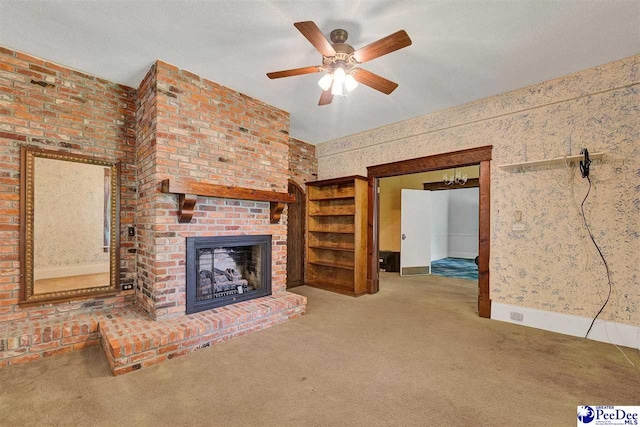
161, 179, 296, 223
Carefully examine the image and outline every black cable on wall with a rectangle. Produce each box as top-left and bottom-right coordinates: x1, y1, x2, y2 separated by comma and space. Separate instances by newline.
579, 149, 613, 339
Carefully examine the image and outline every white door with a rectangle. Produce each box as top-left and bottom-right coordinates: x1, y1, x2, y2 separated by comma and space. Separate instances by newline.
400, 189, 431, 276
430, 191, 450, 261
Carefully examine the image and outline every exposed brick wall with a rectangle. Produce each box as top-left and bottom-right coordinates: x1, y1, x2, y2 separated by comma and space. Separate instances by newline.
136, 61, 291, 319
288, 137, 317, 188
0, 46, 136, 331
135, 63, 159, 315
0, 47, 306, 368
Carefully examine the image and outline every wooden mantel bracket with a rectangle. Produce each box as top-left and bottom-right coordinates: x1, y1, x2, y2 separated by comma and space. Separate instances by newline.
270, 202, 287, 224
161, 179, 296, 224
178, 193, 197, 223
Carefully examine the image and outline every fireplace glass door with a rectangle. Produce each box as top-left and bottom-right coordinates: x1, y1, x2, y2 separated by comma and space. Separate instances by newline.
186, 235, 271, 314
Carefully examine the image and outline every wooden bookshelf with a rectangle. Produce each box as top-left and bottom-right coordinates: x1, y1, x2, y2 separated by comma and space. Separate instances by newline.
308, 245, 355, 252
305, 176, 368, 297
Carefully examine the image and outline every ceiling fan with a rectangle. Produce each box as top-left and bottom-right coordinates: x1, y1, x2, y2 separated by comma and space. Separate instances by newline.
267, 21, 412, 106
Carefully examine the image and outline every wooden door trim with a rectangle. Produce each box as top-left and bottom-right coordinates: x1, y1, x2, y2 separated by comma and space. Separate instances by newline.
367, 146, 492, 178
366, 146, 492, 318
287, 180, 306, 288
288, 179, 305, 198
477, 161, 491, 317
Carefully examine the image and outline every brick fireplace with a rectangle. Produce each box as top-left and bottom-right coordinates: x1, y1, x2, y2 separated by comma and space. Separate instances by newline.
102, 60, 308, 373
0, 46, 313, 373
136, 61, 292, 320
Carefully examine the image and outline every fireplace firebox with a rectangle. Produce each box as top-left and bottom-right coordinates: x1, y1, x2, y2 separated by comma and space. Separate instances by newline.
186, 235, 272, 314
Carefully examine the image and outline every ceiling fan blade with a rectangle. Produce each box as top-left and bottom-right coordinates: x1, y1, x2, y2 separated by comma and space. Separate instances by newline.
267, 66, 322, 79
294, 21, 336, 57
318, 86, 333, 106
353, 30, 412, 63
353, 69, 399, 95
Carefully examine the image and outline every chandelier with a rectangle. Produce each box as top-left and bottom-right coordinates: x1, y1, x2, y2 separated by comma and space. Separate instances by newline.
443, 169, 468, 185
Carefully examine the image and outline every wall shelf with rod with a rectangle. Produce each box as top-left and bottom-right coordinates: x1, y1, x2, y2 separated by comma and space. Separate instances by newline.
498, 152, 605, 171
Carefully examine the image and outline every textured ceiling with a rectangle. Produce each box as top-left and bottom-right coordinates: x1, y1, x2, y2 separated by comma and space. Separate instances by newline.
0, 1, 638, 144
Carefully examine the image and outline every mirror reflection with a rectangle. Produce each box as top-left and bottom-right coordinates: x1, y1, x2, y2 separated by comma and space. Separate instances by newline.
33, 158, 111, 294
32, 157, 113, 295
20, 146, 119, 304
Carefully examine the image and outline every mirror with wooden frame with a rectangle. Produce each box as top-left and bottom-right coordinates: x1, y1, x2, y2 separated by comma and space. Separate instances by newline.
20, 146, 120, 304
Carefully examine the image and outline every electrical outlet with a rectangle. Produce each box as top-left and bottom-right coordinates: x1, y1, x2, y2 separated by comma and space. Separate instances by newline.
510, 311, 524, 322
128, 227, 135, 237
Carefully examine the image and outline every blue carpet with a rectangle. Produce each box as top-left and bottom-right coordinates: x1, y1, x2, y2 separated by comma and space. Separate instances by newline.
431, 257, 478, 281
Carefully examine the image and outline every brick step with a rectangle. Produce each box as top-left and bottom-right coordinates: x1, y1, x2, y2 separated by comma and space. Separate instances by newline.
99, 292, 306, 375
0, 311, 111, 366
1, 292, 306, 373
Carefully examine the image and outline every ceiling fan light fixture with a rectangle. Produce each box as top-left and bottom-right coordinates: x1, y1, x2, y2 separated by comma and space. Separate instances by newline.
318, 73, 333, 91
267, 22, 412, 105
344, 74, 358, 92
331, 81, 343, 96
333, 66, 346, 85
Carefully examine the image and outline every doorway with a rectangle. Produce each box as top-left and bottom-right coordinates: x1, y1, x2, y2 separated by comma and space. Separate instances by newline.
427, 169, 480, 280
367, 146, 492, 317
286, 180, 305, 288
378, 166, 480, 279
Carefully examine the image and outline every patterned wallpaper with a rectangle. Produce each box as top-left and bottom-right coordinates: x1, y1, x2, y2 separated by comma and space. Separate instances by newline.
316, 55, 640, 327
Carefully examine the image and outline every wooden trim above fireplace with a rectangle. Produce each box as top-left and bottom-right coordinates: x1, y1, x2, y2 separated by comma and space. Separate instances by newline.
161, 179, 296, 223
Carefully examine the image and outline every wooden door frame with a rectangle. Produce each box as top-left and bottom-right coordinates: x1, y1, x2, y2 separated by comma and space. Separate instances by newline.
287, 179, 306, 287
366, 146, 492, 318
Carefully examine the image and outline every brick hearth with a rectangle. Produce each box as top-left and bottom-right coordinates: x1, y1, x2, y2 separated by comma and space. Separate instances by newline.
0, 292, 305, 373
100, 292, 306, 375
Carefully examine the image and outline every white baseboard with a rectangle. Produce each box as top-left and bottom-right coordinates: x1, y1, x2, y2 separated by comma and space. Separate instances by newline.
491, 302, 640, 349
431, 252, 448, 262
447, 252, 477, 259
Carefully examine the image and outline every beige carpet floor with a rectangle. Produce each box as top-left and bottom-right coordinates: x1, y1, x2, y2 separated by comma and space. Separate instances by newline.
1, 273, 638, 426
